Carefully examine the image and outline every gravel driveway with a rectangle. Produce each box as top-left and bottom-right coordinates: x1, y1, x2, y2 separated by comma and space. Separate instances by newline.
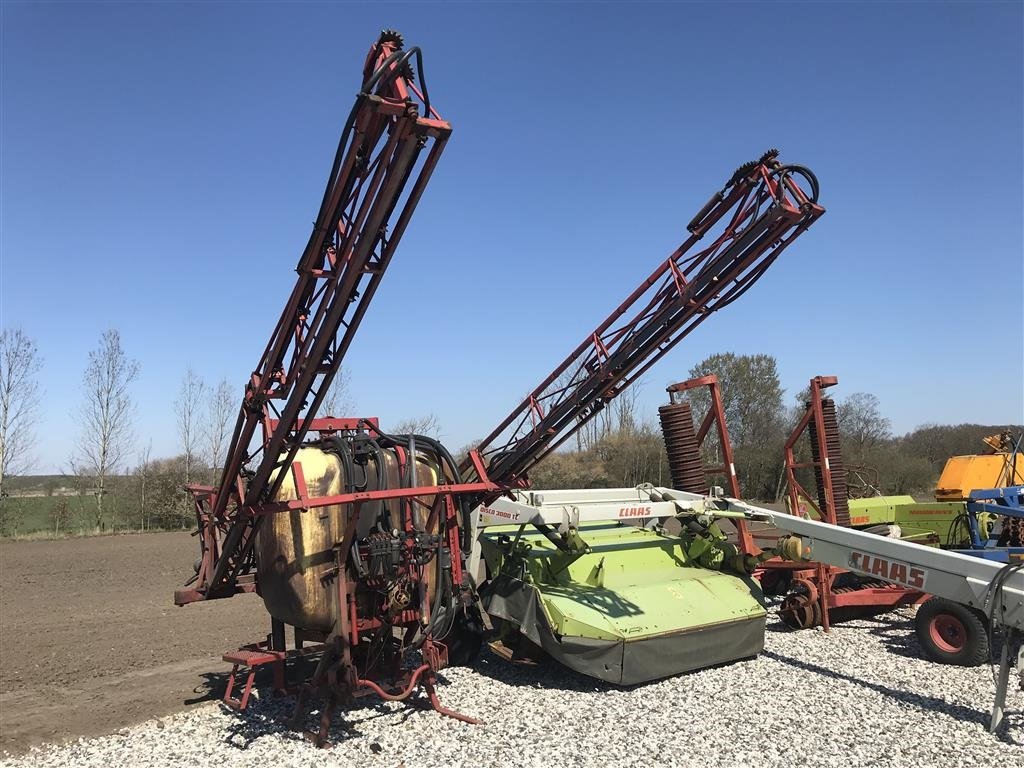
3, 608, 1021, 768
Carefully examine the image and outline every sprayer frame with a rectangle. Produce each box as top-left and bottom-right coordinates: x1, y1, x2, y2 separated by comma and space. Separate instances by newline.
177, 420, 509, 743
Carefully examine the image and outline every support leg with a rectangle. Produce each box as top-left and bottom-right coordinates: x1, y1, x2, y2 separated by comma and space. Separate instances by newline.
271, 617, 287, 651
422, 673, 481, 725
991, 631, 1022, 733
312, 694, 337, 748
289, 685, 312, 730
270, 618, 287, 694
223, 664, 240, 708
223, 664, 257, 710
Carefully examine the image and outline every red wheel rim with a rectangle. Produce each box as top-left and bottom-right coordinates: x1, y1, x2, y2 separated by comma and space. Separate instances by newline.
928, 613, 967, 653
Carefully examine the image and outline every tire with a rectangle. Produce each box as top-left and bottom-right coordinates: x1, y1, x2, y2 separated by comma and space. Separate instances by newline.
914, 597, 989, 667
441, 607, 485, 667
759, 569, 792, 597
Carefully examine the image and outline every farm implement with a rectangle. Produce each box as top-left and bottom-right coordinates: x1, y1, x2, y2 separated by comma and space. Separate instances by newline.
171, 29, 839, 740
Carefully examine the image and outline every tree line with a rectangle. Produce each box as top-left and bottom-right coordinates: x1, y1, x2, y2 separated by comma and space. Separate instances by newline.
0, 325, 356, 536
528, 352, 1022, 501
0, 327, 1019, 536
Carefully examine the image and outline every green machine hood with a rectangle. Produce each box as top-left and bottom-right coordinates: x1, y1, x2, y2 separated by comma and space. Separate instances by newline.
479, 521, 766, 685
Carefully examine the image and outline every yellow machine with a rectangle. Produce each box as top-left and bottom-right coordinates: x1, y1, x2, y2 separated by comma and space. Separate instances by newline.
934, 432, 1024, 502
848, 431, 1023, 548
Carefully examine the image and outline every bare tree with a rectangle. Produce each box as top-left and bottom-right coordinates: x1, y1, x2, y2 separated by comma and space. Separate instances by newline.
612, 381, 642, 436
174, 367, 205, 484
136, 440, 153, 531
319, 367, 354, 418
554, 368, 612, 451
576, 406, 613, 451
0, 328, 42, 501
391, 413, 440, 435
73, 329, 139, 532
837, 392, 892, 460
50, 497, 72, 536
205, 378, 235, 480
574, 382, 641, 451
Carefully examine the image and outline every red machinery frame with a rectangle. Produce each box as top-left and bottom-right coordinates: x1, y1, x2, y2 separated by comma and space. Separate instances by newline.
665, 375, 755, 554
464, 151, 825, 499
756, 375, 924, 630
182, 33, 453, 606
176, 33, 829, 738
784, 375, 846, 527
197, 418, 504, 744
172, 32, 493, 739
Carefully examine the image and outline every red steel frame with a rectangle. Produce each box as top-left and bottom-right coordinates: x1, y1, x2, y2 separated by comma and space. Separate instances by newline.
189, 416, 503, 741
666, 374, 755, 554
464, 151, 825, 496
180, 34, 453, 605
172, 33, 498, 738
784, 375, 842, 526
272, 427, 498, 743
756, 375, 924, 630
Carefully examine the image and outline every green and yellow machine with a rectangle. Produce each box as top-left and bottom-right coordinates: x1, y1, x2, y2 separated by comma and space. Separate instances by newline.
450, 151, 823, 684
847, 433, 1023, 548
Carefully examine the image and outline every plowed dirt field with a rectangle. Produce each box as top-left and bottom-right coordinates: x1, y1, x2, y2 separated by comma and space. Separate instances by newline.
0, 533, 265, 754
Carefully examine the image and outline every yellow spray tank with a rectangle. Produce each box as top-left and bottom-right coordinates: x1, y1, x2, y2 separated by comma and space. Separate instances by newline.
257, 442, 446, 635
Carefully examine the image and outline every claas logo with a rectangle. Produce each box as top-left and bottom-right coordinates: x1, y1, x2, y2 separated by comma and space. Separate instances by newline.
618, 506, 653, 517
848, 552, 927, 589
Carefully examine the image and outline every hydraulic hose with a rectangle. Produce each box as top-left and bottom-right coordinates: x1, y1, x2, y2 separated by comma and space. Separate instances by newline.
366, 426, 468, 640
367, 422, 474, 553
309, 41, 431, 262
774, 164, 820, 205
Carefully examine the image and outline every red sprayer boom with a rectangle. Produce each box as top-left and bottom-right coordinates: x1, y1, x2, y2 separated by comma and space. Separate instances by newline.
465, 151, 824, 493
179, 32, 451, 603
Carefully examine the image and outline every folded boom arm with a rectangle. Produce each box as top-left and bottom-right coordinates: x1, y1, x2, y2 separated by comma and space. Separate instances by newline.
464, 152, 824, 495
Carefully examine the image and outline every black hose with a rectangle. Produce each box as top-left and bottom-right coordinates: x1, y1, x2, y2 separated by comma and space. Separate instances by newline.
775, 164, 820, 204
353, 421, 466, 639
308, 41, 430, 259
320, 435, 360, 493
362, 49, 413, 94
429, 566, 456, 640
413, 48, 431, 117
985, 559, 1024, 685
362, 48, 422, 104
367, 423, 473, 553
304, 96, 362, 261
409, 433, 474, 553
350, 433, 392, 531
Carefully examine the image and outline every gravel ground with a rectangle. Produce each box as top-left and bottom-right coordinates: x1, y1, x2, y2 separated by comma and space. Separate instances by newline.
3, 608, 1021, 768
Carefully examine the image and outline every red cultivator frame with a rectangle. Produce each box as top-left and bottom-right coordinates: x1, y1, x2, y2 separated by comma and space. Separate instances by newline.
757, 375, 924, 629
659, 375, 755, 554
783, 376, 849, 528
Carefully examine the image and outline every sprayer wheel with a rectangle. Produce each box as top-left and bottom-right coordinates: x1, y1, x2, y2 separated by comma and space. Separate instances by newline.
442, 609, 485, 667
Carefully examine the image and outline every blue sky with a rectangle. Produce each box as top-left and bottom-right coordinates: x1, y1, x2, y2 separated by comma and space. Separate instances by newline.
2, 2, 1022, 473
